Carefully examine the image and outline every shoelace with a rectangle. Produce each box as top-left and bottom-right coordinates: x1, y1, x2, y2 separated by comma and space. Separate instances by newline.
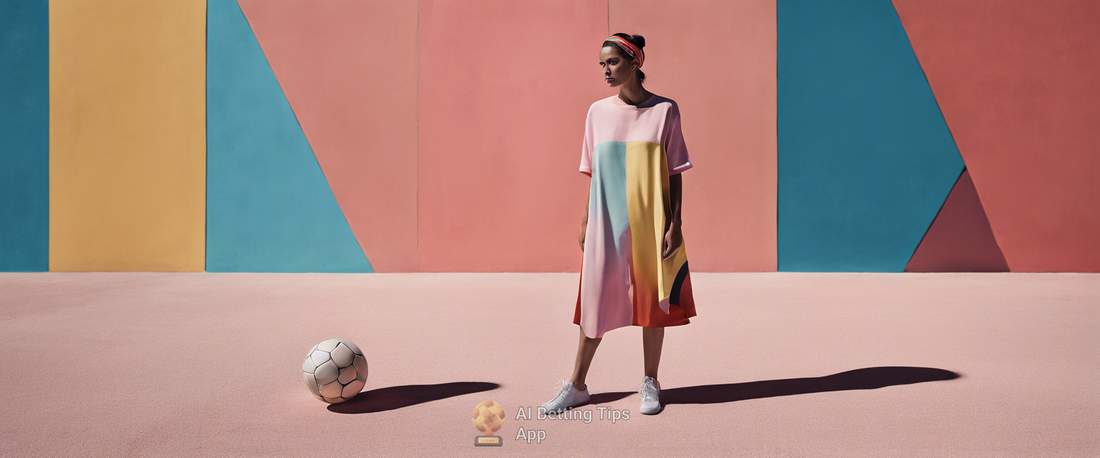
634, 379, 659, 402
551, 378, 573, 403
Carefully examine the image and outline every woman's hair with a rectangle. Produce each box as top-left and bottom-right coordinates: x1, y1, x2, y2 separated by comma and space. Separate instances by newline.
603, 33, 646, 84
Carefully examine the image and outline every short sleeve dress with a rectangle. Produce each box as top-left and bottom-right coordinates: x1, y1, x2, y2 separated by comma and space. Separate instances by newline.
573, 94, 697, 339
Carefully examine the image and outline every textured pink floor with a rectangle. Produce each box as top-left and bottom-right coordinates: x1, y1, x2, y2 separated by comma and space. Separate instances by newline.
0, 272, 1097, 457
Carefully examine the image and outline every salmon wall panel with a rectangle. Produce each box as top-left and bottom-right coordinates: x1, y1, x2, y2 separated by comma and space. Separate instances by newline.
206, 0, 372, 273
892, 0, 1100, 272
237, 0, 419, 272
418, 0, 609, 271
610, 0, 778, 272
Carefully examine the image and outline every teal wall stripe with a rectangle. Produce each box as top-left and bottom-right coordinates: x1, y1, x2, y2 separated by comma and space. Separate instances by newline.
777, 0, 964, 271
0, 1, 49, 272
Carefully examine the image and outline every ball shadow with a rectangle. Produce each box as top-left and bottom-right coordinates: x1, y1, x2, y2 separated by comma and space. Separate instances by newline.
329, 381, 500, 414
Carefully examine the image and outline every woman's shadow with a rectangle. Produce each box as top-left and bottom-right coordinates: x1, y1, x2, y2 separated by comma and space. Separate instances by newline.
327, 366, 959, 413
591, 366, 960, 405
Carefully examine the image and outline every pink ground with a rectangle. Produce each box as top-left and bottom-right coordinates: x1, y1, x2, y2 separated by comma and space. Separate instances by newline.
1, 272, 1097, 456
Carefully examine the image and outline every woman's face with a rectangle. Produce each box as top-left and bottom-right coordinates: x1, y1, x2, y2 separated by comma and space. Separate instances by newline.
600, 46, 635, 87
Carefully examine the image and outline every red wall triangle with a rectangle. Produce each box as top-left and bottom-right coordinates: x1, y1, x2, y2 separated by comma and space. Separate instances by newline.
906, 169, 1009, 272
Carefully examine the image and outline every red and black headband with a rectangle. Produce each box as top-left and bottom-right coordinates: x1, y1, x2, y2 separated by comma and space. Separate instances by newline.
605, 35, 644, 68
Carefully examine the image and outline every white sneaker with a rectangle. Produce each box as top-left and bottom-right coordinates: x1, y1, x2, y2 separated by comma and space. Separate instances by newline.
540, 378, 590, 415
636, 376, 662, 415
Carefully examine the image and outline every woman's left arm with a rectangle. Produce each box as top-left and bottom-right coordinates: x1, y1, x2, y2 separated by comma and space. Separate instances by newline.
669, 173, 682, 229
663, 173, 683, 259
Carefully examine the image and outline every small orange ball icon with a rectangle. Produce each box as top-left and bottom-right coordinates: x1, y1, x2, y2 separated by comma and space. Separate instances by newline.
472, 400, 505, 435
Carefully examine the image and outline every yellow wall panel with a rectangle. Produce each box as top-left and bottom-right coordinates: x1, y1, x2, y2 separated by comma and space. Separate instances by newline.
50, 0, 206, 271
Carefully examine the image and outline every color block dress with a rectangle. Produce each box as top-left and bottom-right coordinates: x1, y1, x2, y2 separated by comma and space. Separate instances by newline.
574, 94, 697, 339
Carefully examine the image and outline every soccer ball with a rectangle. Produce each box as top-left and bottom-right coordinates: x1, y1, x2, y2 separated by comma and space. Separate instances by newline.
302, 338, 368, 404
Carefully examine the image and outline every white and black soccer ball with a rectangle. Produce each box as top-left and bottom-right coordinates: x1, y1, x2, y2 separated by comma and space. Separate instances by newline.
302, 338, 368, 404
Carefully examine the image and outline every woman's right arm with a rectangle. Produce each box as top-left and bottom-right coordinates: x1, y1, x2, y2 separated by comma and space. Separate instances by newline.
579, 198, 589, 251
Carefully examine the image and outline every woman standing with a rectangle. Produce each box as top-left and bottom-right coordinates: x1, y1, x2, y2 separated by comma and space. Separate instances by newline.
541, 33, 697, 416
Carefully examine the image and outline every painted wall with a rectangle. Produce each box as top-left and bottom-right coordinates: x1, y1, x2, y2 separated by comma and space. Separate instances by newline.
0, 0, 1096, 273
611, 0, 778, 272
416, 0, 610, 272
49, 0, 206, 272
778, 0, 964, 272
0, 1, 48, 272
206, 0, 372, 273
892, 0, 1100, 272
235, 0, 419, 273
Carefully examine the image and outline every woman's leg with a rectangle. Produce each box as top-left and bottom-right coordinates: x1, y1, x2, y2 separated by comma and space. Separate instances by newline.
570, 327, 601, 391
642, 326, 664, 380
